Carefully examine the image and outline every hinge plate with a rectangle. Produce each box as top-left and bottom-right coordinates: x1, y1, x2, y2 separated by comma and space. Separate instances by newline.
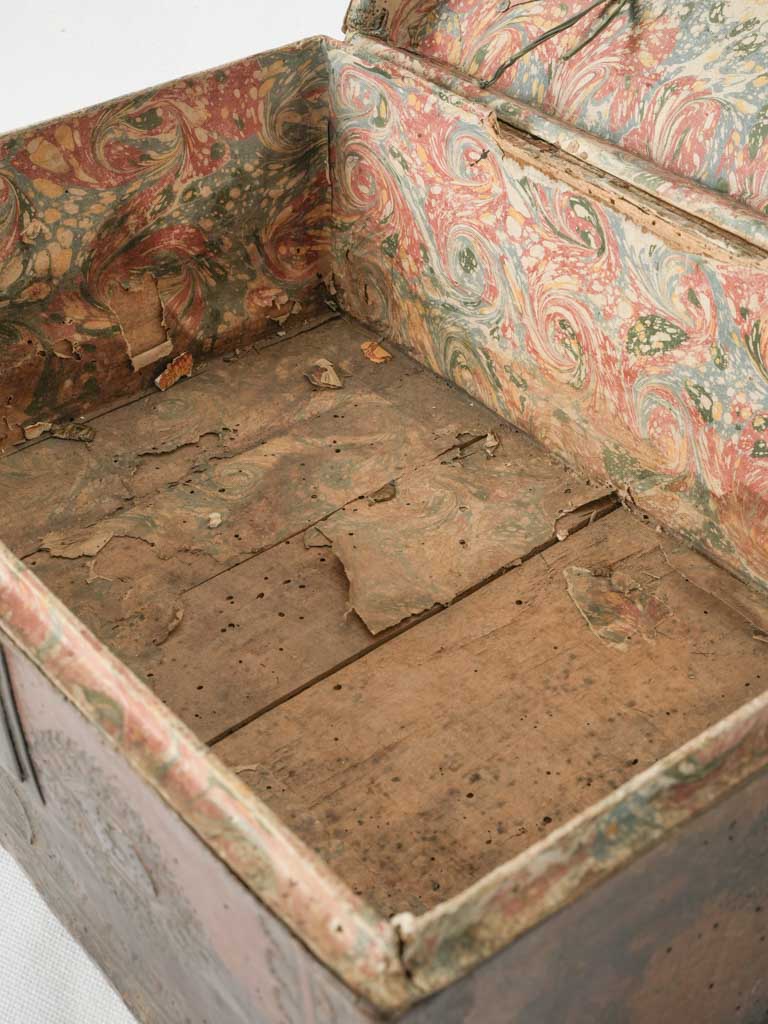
0, 646, 44, 801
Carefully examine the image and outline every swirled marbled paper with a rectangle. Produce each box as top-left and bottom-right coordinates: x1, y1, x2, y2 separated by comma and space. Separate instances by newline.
0, 37, 331, 443
328, 44, 768, 593
345, 0, 768, 215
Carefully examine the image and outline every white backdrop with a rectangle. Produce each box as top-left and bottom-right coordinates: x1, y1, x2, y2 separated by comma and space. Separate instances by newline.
0, 2, 347, 1021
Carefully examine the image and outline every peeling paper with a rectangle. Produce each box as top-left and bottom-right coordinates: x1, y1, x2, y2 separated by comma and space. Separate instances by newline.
107, 272, 173, 372
42, 525, 118, 560
563, 565, 669, 650
23, 421, 52, 440
154, 604, 184, 645
50, 422, 95, 443
555, 493, 619, 542
483, 431, 500, 458
360, 340, 392, 363
367, 481, 396, 504
304, 358, 343, 389
317, 443, 610, 634
155, 352, 194, 391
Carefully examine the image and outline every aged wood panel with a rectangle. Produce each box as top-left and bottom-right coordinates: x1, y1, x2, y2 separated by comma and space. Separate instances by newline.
135, 427, 608, 740
216, 509, 768, 916
9, 316, 588, 742
0, 642, 381, 1024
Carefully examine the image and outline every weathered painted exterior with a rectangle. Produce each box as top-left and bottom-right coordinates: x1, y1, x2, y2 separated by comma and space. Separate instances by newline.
0, 642, 380, 1024
345, 0, 768, 215
3, 22, 768, 1024
0, 38, 331, 443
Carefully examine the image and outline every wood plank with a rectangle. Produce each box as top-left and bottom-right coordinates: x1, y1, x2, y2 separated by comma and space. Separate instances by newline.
16, 316, 527, 740
103, 380, 609, 739
215, 510, 768, 916
127, 457, 607, 741
0, 316, 422, 556
315, 437, 611, 633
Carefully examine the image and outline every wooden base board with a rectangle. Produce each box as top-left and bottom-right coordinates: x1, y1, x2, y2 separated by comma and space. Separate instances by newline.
5, 315, 768, 918
215, 509, 768, 916
5, 316, 606, 742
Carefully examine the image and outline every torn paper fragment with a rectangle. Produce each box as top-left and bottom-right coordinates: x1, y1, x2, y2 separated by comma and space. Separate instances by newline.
51, 422, 95, 443
564, 565, 669, 650
154, 604, 184, 645
23, 421, 52, 440
361, 340, 392, 363
207, 512, 222, 529
555, 494, 619, 542
155, 352, 194, 391
483, 431, 500, 458
42, 525, 117, 559
304, 358, 343, 389
107, 272, 173, 371
367, 481, 396, 504
317, 448, 609, 634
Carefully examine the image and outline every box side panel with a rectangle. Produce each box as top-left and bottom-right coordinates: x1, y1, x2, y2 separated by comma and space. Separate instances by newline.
345, 0, 768, 216
401, 764, 768, 1024
0, 37, 330, 443
0, 541, 411, 1012
0, 640, 379, 1024
328, 43, 768, 595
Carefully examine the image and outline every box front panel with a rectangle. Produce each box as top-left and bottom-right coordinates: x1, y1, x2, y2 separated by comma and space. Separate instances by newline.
403, 764, 768, 1024
0, 640, 377, 1024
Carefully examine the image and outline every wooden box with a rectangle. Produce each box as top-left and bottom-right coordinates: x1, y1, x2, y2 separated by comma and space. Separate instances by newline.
2, 4, 768, 1021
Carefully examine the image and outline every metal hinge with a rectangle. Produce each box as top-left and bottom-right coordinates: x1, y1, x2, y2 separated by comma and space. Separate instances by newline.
0, 646, 44, 801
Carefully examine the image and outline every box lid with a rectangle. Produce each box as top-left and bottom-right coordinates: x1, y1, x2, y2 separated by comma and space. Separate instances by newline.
345, 0, 768, 217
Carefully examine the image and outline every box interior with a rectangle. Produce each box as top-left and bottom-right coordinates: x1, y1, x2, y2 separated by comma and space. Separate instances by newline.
3, 18, 768, 956
3, 313, 767, 917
